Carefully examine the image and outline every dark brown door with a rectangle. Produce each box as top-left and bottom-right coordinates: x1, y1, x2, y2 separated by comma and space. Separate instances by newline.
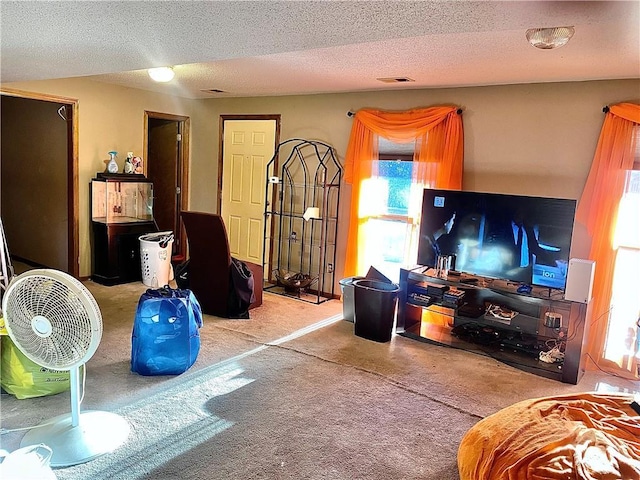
147, 117, 183, 258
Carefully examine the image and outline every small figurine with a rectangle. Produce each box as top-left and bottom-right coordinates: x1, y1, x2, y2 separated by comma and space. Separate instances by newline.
131, 156, 143, 174
106, 151, 119, 173
123, 152, 134, 174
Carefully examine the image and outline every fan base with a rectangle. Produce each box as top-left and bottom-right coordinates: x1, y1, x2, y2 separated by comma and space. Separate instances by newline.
20, 410, 130, 468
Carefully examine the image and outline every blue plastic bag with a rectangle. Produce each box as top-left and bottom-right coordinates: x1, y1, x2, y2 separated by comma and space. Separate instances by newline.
131, 286, 203, 376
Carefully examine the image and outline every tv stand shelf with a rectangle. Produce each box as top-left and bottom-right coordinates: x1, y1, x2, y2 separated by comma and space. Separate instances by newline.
397, 267, 591, 384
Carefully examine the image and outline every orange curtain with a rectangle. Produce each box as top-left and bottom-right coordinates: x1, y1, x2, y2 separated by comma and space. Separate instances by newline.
343, 106, 464, 276
576, 102, 640, 376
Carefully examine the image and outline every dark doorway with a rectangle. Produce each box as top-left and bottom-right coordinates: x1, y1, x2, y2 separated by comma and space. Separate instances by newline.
145, 112, 189, 262
0, 92, 78, 276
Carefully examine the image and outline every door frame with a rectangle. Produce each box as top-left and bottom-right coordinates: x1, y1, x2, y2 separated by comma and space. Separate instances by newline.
0, 88, 79, 278
144, 111, 190, 261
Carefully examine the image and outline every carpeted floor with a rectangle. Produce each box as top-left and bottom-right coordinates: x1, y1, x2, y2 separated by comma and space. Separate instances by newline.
1, 276, 639, 479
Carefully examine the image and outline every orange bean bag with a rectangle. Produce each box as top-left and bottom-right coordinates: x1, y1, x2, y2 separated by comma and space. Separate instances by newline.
458, 392, 640, 479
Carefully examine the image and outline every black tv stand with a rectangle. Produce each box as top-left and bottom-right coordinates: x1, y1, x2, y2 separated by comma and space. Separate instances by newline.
397, 266, 591, 384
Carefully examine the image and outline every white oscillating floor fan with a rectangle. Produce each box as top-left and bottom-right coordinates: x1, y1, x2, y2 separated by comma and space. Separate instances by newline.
1, 269, 130, 467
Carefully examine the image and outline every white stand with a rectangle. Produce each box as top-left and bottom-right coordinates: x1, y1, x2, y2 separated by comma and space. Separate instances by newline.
20, 367, 130, 467
0, 218, 14, 296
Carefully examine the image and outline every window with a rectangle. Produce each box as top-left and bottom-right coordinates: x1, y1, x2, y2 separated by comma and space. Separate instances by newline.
360, 140, 423, 282
603, 169, 640, 372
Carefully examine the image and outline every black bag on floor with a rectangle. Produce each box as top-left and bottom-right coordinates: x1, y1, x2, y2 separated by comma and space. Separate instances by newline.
174, 260, 190, 289
227, 257, 255, 319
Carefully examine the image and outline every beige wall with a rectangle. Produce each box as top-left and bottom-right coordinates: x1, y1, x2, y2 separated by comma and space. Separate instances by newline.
201, 79, 640, 277
2, 78, 212, 277
2, 77, 639, 280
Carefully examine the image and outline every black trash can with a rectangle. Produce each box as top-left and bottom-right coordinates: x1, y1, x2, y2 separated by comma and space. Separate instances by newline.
339, 276, 365, 323
353, 279, 400, 342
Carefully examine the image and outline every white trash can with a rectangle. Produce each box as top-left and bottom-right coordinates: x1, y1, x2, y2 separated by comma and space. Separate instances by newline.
139, 231, 174, 288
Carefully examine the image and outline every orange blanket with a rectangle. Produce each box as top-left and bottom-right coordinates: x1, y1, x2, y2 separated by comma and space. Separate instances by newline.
458, 393, 640, 479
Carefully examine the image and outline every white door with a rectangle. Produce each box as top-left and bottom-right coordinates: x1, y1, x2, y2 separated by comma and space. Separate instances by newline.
221, 120, 276, 266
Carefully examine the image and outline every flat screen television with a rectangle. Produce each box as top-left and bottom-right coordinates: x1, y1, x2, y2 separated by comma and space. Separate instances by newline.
416, 189, 577, 290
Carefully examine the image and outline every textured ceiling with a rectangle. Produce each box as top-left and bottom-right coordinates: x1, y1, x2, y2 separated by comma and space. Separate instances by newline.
1, 1, 638, 99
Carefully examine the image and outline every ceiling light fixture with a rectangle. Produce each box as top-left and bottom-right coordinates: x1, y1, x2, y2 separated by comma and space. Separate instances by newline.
526, 26, 575, 49
148, 66, 175, 82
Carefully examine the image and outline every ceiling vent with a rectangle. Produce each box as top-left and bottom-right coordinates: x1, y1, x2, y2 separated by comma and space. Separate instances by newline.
376, 77, 415, 83
201, 89, 226, 94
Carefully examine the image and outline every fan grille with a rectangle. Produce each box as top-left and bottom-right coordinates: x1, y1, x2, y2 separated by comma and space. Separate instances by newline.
3, 270, 102, 370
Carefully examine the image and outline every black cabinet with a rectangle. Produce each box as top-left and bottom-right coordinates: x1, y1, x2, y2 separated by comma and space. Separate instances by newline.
397, 266, 591, 384
91, 221, 156, 285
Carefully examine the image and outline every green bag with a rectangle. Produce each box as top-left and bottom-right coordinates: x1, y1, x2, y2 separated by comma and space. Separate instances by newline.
0, 335, 70, 399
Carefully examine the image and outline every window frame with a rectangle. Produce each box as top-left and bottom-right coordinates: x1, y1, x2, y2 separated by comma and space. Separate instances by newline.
361, 153, 421, 279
